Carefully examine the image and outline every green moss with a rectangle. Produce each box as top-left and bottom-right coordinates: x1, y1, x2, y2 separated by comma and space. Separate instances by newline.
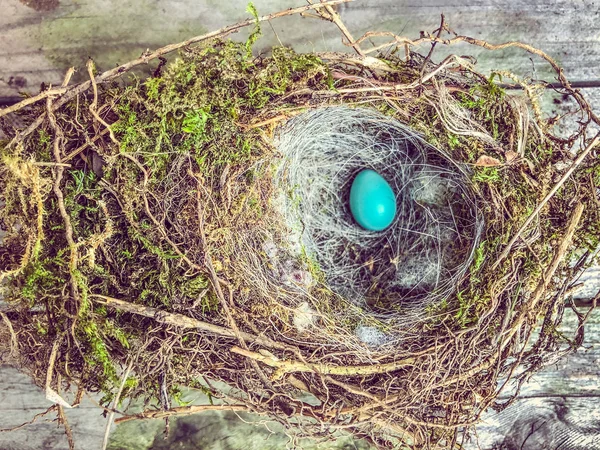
470, 240, 487, 281
472, 167, 501, 183
21, 259, 66, 305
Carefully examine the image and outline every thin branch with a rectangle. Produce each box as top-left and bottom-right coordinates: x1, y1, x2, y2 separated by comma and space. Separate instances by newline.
420, 14, 446, 79
0, 406, 56, 433
57, 403, 75, 450
0, 311, 19, 356
86, 59, 119, 146
101, 360, 133, 450
89, 294, 291, 351
114, 404, 248, 424
63, 126, 114, 163
494, 135, 598, 268
0, 87, 65, 118
231, 345, 418, 379
319, 2, 364, 56
32, 161, 72, 167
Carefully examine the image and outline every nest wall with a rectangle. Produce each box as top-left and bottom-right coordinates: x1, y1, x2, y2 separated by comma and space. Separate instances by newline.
1, 6, 600, 449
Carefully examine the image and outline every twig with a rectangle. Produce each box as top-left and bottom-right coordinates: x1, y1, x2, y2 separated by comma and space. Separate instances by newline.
2, 0, 352, 146
44, 344, 73, 411
528, 202, 586, 311
0, 406, 56, 433
420, 14, 446, 79
238, 114, 288, 130
319, 2, 364, 56
45, 340, 60, 394
57, 403, 75, 450
89, 294, 290, 351
32, 161, 72, 167
0, 88, 67, 119
114, 404, 248, 424
231, 345, 417, 379
63, 126, 114, 163
493, 134, 599, 268
101, 360, 133, 450
0, 311, 18, 356
370, 417, 416, 446
61, 67, 75, 88
86, 59, 119, 146
317, 52, 397, 72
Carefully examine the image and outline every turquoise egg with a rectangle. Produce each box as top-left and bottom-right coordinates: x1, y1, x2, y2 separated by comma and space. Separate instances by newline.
349, 169, 397, 231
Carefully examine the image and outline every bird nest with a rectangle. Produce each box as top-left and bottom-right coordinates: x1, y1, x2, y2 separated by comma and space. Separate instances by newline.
1, 2, 599, 448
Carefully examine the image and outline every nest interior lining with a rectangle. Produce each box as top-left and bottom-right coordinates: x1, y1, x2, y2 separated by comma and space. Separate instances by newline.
276, 105, 483, 319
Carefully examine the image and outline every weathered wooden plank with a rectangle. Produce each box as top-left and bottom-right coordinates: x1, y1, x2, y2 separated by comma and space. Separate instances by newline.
0, 366, 106, 450
466, 308, 600, 449
2, 0, 600, 99
467, 397, 600, 450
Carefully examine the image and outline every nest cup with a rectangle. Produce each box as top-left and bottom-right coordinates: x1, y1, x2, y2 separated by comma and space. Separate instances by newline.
277, 106, 483, 320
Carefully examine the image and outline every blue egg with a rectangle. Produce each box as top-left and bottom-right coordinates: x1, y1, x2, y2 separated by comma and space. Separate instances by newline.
349, 169, 397, 231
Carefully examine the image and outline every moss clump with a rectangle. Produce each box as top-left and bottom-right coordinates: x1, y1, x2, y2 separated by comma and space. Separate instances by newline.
0, 39, 333, 399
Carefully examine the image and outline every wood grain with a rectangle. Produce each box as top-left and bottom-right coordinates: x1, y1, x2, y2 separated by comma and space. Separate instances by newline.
2, 0, 600, 99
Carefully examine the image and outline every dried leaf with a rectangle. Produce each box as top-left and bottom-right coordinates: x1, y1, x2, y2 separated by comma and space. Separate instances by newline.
475, 155, 502, 167
46, 387, 74, 409
505, 150, 519, 163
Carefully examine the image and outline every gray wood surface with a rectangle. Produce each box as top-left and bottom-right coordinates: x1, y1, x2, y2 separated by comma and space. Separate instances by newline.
2, 0, 600, 99
0, 366, 105, 450
466, 309, 600, 450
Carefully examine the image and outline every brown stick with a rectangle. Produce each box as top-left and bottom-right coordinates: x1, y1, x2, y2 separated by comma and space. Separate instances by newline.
0, 88, 67, 119
231, 345, 418, 379
522, 202, 585, 318
0, 0, 352, 128
420, 14, 446, 78
86, 60, 119, 146
494, 135, 598, 268
238, 114, 288, 130
89, 294, 290, 351
63, 126, 114, 163
114, 404, 248, 424
0, 311, 18, 356
57, 403, 75, 450
0, 406, 56, 433
101, 360, 133, 450
321, 3, 364, 56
